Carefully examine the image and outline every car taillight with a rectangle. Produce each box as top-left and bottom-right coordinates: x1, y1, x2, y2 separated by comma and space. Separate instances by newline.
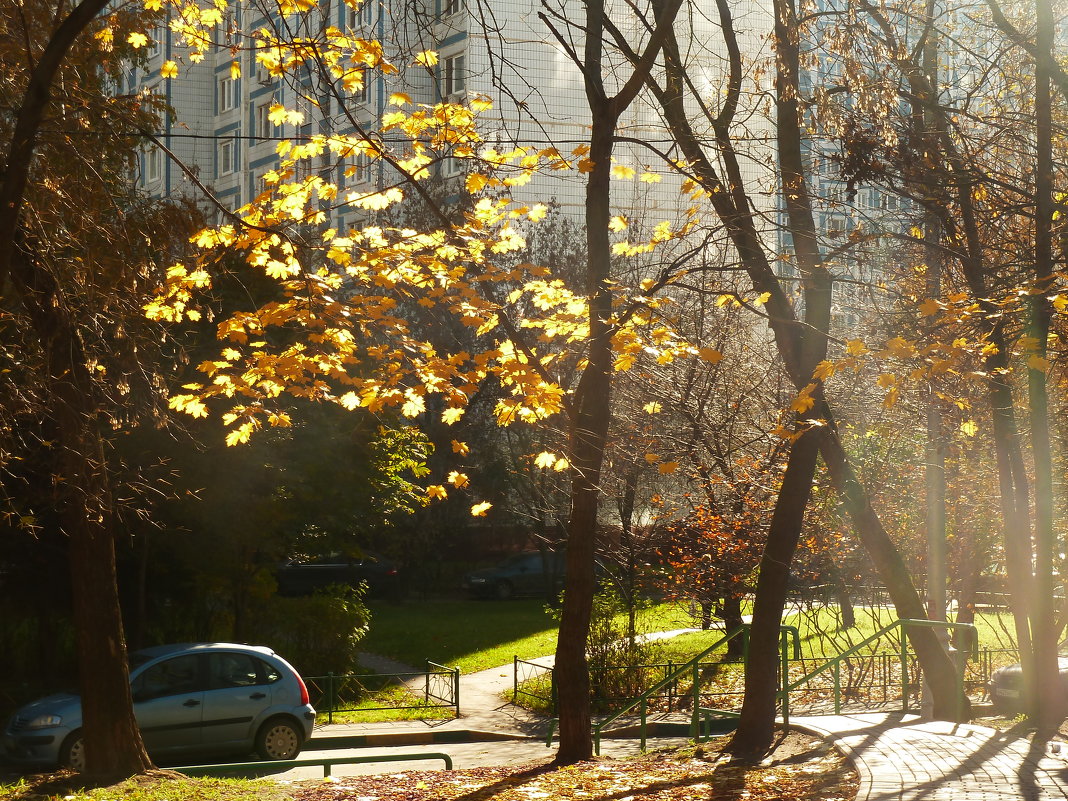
386, 568, 398, 576
294, 670, 310, 706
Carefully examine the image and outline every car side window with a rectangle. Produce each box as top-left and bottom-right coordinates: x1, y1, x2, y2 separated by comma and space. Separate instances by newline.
133, 654, 201, 701
257, 658, 282, 683
209, 652, 265, 689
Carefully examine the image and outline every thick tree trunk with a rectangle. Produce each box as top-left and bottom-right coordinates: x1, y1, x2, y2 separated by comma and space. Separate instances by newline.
12, 249, 153, 778
554, 55, 616, 762
1028, 0, 1062, 730
729, 428, 822, 757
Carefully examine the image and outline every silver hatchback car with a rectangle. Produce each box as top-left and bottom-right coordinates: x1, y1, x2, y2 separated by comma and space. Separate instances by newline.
2, 643, 316, 772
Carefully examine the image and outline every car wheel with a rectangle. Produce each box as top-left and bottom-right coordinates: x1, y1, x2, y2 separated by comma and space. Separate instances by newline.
256, 717, 303, 761
60, 730, 86, 773
495, 580, 514, 600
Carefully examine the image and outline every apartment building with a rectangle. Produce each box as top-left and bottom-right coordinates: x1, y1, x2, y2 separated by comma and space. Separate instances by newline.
130, 0, 779, 244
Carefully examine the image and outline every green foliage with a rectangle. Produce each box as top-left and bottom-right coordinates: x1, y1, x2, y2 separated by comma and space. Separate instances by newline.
584, 586, 662, 707
242, 588, 370, 677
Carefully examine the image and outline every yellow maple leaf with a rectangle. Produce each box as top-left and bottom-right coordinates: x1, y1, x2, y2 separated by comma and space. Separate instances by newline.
230, 60, 241, 79
608, 215, 628, 232
577, 158, 595, 173
658, 461, 679, 474
639, 172, 662, 183
698, 347, 723, 364
426, 485, 448, 500
845, 339, 869, 356
643, 402, 662, 414
127, 31, 149, 48
161, 60, 179, 79
611, 164, 636, 180
791, 383, 816, 413
447, 471, 470, 488
812, 360, 835, 381
553, 457, 569, 471
1028, 354, 1051, 372
415, 50, 439, 67
389, 92, 412, 106
960, 420, 978, 437
471, 501, 493, 517
451, 440, 470, 456
441, 406, 465, 424
644, 453, 660, 463
534, 451, 557, 469
918, 298, 941, 317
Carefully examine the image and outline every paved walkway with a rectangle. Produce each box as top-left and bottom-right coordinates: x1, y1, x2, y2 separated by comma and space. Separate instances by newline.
327, 647, 1068, 800
793, 713, 1068, 801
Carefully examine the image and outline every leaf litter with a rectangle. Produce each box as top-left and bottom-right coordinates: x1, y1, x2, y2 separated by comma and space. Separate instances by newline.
295, 732, 856, 801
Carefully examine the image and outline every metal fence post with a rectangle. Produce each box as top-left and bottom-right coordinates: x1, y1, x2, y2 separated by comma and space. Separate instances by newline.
900, 626, 909, 712
327, 673, 335, 724
454, 666, 461, 716
513, 655, 518, 702
780, 629, 790, 729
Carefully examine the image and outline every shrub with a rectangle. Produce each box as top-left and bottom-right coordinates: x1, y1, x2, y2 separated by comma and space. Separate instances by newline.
242, 586, 370, 677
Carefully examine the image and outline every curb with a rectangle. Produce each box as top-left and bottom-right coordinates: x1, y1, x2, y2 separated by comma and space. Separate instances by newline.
310, 729, 534, 749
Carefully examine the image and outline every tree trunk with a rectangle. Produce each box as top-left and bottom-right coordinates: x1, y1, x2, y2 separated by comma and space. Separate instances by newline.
723, 593, 745, 661
817, 418, 966, 721
1028, 0, 1062, 730
729, 427, 822, 757
10, 249, 153, 778
554, 53, 616, 764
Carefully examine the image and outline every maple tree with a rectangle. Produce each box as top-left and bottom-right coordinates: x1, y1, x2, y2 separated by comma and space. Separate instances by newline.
144, 0, 721, 764
0, 0, 204, 775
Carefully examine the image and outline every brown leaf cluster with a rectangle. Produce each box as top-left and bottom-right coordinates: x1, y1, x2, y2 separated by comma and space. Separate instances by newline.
294, 735, 856, 801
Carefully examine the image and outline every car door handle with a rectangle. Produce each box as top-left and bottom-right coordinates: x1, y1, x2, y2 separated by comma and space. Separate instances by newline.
182, 698, 201, 707
249, 692, 267, 700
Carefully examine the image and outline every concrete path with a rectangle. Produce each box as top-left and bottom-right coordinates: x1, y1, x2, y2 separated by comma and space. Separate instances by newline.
333, 647, 1068, 801
794, 712, 1068, 800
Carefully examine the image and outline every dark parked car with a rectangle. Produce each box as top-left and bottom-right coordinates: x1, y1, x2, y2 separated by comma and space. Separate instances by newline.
275, 551, 401, 598
2, 643, 315, 772
988, 656, 1068, 715
462, 551, 567, 600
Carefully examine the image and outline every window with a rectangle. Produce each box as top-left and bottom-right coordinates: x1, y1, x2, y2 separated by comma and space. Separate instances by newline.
132, 655, 201, 701
353, 66, 369, 103
442, 0, 464, 16
146, 146, 162, 183
344, 151, 371, 184
218, 137, 237, 176
209, 653, 264, 689
357, 0, 375, 27
256, 102, 274, 140
148, 26, 164, 58
442, 154, 462, 177
443, 53, 466, 97
218, 76, 239, 112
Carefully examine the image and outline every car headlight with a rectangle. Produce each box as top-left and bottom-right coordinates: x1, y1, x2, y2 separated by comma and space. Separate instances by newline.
26, 714, 62, 729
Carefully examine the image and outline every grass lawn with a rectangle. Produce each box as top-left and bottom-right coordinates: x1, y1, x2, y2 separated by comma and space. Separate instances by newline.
360, 600, 698, 673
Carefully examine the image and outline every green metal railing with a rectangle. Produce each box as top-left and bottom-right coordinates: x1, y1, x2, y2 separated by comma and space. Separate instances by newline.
176, 752, 453, 778
591, 624, 799, 755
308, 661, 460, 723
781, 618, 977, 725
